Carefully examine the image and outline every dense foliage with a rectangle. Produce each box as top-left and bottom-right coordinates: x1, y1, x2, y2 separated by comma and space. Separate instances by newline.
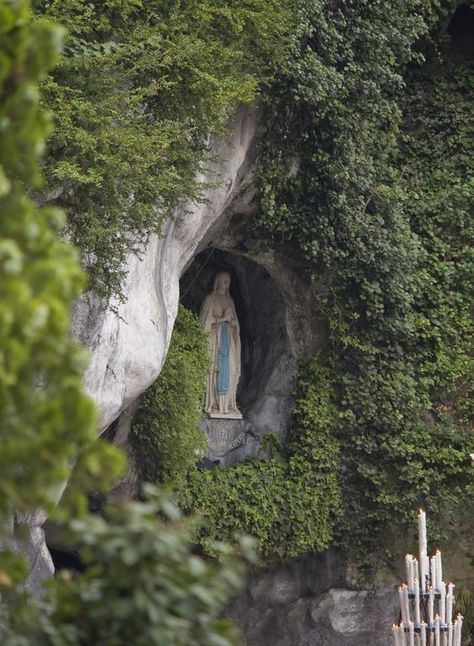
32, 0, 293, 301
181, 361, 340, 560
0, 0, 120, 520
177, 0, 473, 560
3, 486, 254, 646
253, 0, 474, 553
130, 305, 209, 487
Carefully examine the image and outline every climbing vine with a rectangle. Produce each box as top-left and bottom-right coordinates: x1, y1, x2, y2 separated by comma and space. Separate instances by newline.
180, 0, 473, 560
252, 0, 474, 554
32, 0, 293, 301
130, 306, 209, 488
180, 361, 340, 560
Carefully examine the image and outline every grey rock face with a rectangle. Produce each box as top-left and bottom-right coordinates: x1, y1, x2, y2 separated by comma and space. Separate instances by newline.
229, 554, 398, 646
0, 511, 54, 598
74, 105, 261, 434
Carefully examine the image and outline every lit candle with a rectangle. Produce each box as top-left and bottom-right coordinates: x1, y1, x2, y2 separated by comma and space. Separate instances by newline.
415, 577, 421, 625
446, 583, 454, 626
409, 621, 415, 646
439, 581, 446, 624
420, 622, 427, 646
393, 624, 401, 646
414, 558, 419, 590
400, 586, 408, 625
453, 618, 460, 646
435, 615, 441, 646
448, 621, 453, 646
429, 586, 434, 625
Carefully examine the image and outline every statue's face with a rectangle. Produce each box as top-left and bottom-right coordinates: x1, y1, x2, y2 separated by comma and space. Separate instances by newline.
216, 273, 230, 291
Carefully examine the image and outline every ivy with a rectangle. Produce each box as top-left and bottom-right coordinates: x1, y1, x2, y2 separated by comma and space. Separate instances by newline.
130, 1, 473, 562
130, 306, 209, 488
180, 361, 341, 560
252, 0, 474, 554
32, 0, 294, 301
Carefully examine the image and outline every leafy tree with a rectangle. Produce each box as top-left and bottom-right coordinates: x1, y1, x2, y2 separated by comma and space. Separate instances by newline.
0, 0, 120, 522
2, 486, 255, 646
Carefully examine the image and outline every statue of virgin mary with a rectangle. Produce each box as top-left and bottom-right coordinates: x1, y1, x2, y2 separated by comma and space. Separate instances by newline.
200, 271, 242, 419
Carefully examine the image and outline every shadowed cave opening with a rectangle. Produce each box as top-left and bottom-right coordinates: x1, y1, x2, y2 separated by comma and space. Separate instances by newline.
180, 248, 293, 444
448, 3, 474, 59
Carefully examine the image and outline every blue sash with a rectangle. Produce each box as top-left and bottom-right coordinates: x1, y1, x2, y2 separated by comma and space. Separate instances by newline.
217, 321, 230, 395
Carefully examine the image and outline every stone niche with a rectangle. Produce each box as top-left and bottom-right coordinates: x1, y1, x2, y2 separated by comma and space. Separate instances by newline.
180, 248, 294, 466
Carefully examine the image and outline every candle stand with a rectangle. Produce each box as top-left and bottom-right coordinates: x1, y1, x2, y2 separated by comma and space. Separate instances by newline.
392, 509, 463, 646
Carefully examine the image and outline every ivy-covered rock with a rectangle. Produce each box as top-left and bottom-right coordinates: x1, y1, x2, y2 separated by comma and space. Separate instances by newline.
32, 0, 293, 301
181, 361, 341, 560
130, 305, 209, 487
253, 0, 474, 554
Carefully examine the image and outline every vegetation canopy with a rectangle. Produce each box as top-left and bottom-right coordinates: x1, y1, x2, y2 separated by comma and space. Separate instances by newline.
32, 0, 293, 302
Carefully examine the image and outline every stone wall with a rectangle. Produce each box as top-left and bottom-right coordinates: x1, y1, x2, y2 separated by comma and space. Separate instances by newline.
229, 553, 398, 646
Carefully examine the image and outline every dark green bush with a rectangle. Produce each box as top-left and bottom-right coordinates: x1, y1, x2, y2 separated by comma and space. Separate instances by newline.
130, 305, 209, 487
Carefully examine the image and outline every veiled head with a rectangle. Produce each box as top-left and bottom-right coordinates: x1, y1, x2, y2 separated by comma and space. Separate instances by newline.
213, 271, 231, 294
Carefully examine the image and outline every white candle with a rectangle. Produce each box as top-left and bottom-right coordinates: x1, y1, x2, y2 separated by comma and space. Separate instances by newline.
420, 622, 427, 646
435, 615, 441, 646
424, 554, 430, 591
414, 558, 420, 588
400, 586, 408, 624
456, 615, 463, 646
393, 624, 401, 646
429, 586, 434, 625
406, 555, 414, 589
401, 622, 408, 646
415, 577, 421, 625
418, 510, 427, 548
418, 510, 428, 587
453, 618, 459, 646
409, 621, 415, 646
431, 555, 438, 591
440, 581, 446, 624
448, 621, 453, 646
436, 551, 443, 590
446, 583, 454, 625
404, 585, 411, 625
